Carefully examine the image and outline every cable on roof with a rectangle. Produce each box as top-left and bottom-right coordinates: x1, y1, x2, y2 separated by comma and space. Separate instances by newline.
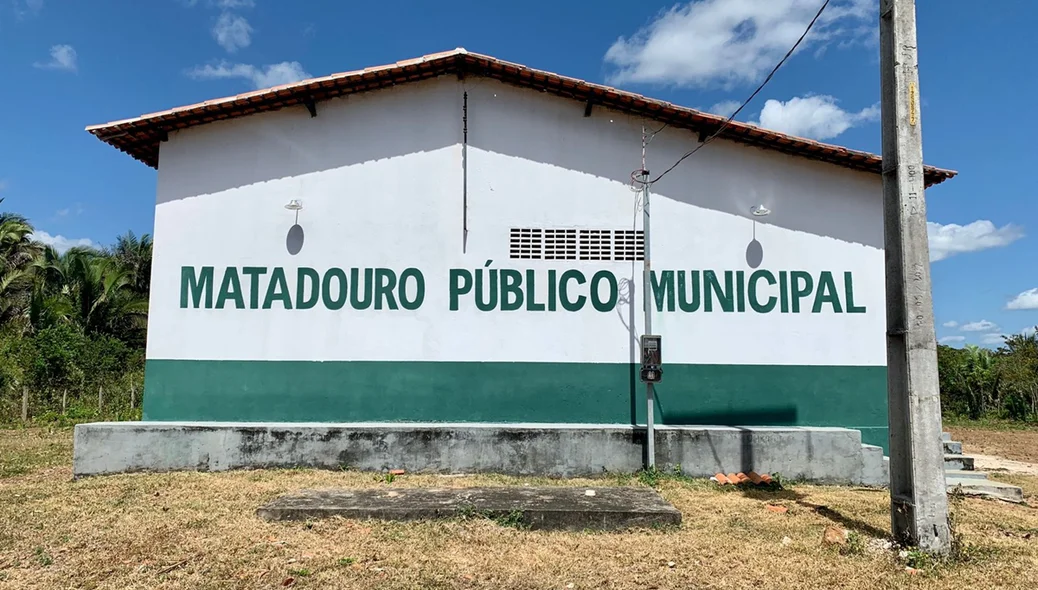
639, 0, 831, 186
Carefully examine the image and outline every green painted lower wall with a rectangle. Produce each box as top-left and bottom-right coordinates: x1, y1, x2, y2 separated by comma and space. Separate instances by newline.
143, 360, 889, 451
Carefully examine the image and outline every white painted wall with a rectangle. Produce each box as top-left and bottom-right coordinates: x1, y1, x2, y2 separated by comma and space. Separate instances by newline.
150, 76, 885, 367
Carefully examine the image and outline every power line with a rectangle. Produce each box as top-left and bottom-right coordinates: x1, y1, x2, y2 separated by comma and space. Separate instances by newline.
645, 0, 832, 186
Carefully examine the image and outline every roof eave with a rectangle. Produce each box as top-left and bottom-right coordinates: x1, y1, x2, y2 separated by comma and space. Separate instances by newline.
85, 49, 957, 187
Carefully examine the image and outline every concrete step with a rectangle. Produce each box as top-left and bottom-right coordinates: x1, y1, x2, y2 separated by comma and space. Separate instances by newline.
947, 478, 1025, 504
943, 440, 963, 454
945, 469, 989, 481
942, 431, 952, 442
945, 454, 975, 471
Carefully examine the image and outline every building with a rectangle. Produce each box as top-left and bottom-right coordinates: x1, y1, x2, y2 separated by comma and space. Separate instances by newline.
76, 49, 955, 480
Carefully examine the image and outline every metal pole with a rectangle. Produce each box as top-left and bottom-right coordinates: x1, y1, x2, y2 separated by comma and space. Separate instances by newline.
880, 0, 951, 554
641, 165, 655, 470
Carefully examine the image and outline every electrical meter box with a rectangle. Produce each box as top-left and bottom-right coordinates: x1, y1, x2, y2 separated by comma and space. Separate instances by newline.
640, 335, 662, 383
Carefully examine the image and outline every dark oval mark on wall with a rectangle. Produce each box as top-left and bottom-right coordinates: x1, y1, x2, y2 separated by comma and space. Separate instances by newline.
286, 224, 305, 255
746, 239, 764, 269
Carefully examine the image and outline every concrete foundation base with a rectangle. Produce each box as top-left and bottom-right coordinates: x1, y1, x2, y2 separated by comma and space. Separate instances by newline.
73, 422, 887, 485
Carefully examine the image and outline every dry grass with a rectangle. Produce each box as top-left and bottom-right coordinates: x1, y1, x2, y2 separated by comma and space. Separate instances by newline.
1, 429, 1038, 589
949, 426, 1038, 464
0, 428, 73, 479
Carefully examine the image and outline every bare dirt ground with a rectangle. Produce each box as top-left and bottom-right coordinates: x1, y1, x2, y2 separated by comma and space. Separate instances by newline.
2, 428, 1038, 589
949, 425, 1038, 475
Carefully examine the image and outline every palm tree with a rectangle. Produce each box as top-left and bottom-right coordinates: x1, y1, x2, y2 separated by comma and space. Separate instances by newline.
0, 201, 43, 329
107, 231, 152, 298
68, 249, 149, 341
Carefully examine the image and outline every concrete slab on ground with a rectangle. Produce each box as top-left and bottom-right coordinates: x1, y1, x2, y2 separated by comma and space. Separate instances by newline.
947, 478, 1025, 504
256, 486, 682, 531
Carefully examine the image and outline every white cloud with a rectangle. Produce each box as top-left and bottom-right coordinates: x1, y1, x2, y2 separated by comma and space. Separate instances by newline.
942, 321, 958, 328
938, 336, 965, 345
981, 333, 1006, 346
1023, 326, 1037, 338
754, 95, 879, 139
927, 220, 1024, 262
31, 231, 94, 254
961, 320, 999, 333
33, 44, 77, 72
187, 60, 311, 89
603, 0, 875, 87
212, 12, 252, 52
215, 0, 254, 7
13, 0, 43, 17
56, 208, 70, 217
1006, 288, 1038, 311
708, 100, 744, 117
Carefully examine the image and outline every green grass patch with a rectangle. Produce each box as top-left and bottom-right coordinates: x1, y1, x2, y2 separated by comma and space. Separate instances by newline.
942, 416, 1038, 432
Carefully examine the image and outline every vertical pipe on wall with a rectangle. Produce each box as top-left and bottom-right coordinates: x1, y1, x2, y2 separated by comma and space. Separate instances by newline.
462, 90, 469, 252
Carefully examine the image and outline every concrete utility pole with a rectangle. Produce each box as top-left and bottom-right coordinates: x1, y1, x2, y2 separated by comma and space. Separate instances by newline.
879, 0, 952, 553
642, 169, 655, 470
639, 126, 656, 470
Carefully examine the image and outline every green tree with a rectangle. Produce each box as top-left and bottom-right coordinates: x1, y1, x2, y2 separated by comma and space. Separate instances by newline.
999, 329, 1038, 420
106, 231, 152, 298
0, 202, 43, 330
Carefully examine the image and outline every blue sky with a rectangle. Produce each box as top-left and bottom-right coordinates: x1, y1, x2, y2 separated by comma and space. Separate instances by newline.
0, 0, 1034, 346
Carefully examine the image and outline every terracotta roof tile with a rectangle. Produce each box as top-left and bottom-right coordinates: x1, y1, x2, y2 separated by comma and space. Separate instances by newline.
86, 48, 956, 187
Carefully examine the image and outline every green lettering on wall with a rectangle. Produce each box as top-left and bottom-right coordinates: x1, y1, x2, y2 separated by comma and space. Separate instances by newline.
559, 270, 586, 312
812, 271, 843, 313
779, 271, 790, 313
677, 271, 700, 312
180, 266, 214, 309
790, 271, 814, 313
449, 269, 472, 311
296, 268, 320, 310
547, 269, 558, 312
398, 268, 425, 311
845, 272, 866, 313
591, 271, 618, 312
652, 270, 675, 312
525, 269, 545, 311
475, 266, 498, 312
374, 268, 398, 310
215, 267, 244, 309
351, 268, 373, 310
262, 267, 293, 309
500, 269, 523, 311
735, 270, 746, 313
322, 268, 347, 310
748, 270, 777, 313
704, 271, 734, 312
241, 267, 268, 310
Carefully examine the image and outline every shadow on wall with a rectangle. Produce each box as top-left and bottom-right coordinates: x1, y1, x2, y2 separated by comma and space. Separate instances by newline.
465, 79, 883, 249
156, 79, 461, 204
660, 407, 799, 426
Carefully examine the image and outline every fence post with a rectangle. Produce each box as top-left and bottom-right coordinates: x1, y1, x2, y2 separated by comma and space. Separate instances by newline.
98, 385, 104, 415
130, 385, 136, 410
21, 386, 28, 423
61, 389, 67, 415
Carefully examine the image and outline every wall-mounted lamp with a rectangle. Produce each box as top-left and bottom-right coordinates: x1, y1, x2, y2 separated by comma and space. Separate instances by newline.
746, 205, 769, 269
285, 199, 303, 211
